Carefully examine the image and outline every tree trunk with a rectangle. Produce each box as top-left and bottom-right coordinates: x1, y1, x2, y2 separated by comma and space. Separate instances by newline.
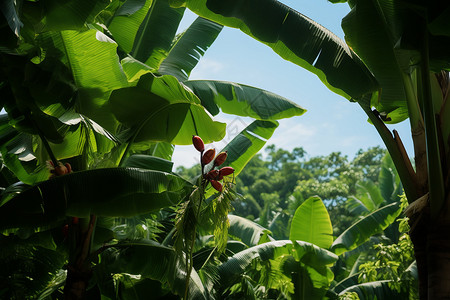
409, 208, 428, 300
410, 195, 450, 299
427, 219, 450, 299
64, 215, 96, 299
64, 266, 92, 300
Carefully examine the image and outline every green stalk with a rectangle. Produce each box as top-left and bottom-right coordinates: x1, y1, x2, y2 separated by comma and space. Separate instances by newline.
420, 30, 445, 219
184, 156, 207, 299
402, 71, 429, 196
402, 71, 423, 130
359, 99, 418, 202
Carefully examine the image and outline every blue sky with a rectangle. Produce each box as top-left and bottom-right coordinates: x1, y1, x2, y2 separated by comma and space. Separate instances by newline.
172, 0, 413, 167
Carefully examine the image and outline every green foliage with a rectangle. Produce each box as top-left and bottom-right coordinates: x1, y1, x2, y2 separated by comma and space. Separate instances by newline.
0, 0, 308, 297
0, 233, 65, 299
0, 168, 189, 231
190, 145, 386, 237
357, 217, 417, 298
331, 202, 403, 256
339, 291, 361, 300
0, 0, 432, 297
227, 215, 273, 247
218, 240, 338, 299
289, 196, 333, 249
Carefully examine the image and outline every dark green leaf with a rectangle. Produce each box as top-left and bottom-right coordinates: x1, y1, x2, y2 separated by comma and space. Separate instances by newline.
0, 168, 189, 230
184, 0, 378, 100
109, 74, 226, 145
0, 129, 49, 185
220, 120, 278, 176
378, 153, 400, 203
38, 29, 129, 132
123, 154, 173, 172
108, 0, 153, 53
228, 214, 273, 247
0, 235, 65, 299
98, 241, 208, 299
331, 202, 403, 255
131, 0, 185, 68
339, 280, 407, 299
341, 0, 407, 122
159, 17, 223, 81
331, 273, 360, 294
184, 80, 306, 119
355, 180, 384, 210
42, 0, 110, 31
218, 240, 337, 288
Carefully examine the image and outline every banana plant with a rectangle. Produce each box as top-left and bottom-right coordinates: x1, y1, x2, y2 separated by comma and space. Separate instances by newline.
346, 153, 403, 215
0, 0, 307, 298
180, 0, 450, 297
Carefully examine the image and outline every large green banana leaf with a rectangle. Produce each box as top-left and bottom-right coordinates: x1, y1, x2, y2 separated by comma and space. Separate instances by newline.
97, 240, 207, 299
218, 240, 338, 293
109, 0, 185, 68
228, 214, 273, 247
341, 0, 412, 123
330, 273, 360, 295
0, 113, 118, 184
37, 29, 129, 132
159, 17, 223, 81
6, 0, 109, 34
107, 0, 152, 54
40, 0, 109, 31
346, 196, 370, 216
331, 202, 403, 255
289, 196, 333, 249
342, 0, 450, 119
109, 73, 226, 145
0, 168, 190, 230
182, 0, 379, 100
184, 80, 306, 119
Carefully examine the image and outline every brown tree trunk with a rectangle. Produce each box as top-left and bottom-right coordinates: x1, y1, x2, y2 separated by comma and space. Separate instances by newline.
427, 221, 450, 299
64, 266, 92, 300
409, 204, 429, 300
410, 194, 450, 299
64, 215, 96, 300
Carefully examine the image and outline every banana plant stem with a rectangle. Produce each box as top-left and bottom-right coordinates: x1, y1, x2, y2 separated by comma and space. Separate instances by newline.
420, 29, 445, 219
360, 101, 418, 202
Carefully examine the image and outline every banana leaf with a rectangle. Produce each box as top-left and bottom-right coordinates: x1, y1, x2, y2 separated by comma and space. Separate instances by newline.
289, 196, 333, 249
183, 0, 379, 100
184, 80, 306, 119
331, 202, 403, 255
159, 17, 223, 81
228, 214, 273, 247
0, 168, 190, 230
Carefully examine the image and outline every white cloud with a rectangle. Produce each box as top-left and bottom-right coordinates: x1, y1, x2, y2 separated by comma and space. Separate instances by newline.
190, 58, 225, 79
265, 119, 316, 151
